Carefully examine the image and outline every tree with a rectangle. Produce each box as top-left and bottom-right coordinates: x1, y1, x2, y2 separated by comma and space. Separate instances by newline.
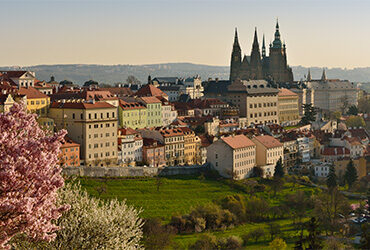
330, 111, 341, 122
347, 105, 358, 115
143, 218, 174, 250
358, 97, 370, 113
340, 95, 350, 114
344, 159, 358, 189
13, 181, 143, 249
83, 79, 98, 87
267, 222, 281, 241
306, 217, 322, 249
345, 116, 366, 128
326, 165, 337, 190
269, 237, 287, 250
274, 157, 284, 178
189, 233, 217, 250
59, 79, 73, 86
285, 190, 313, 226
0, 103, 69, 248
194, 125, 205, 135
126, 75, 141, 85
313, 188, 351, 236
253, 166, 264, 178
300, 104, 317, 125
271, 177, 284, 197
247, 228, 265, 243
155, 175, 163, 192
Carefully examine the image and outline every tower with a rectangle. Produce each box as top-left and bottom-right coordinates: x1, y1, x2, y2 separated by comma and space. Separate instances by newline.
321, 68, 327, 81
230, 28, 242, 82
262, 34, 266, 58
249, 28, 263, 79
307, 69, 312, 81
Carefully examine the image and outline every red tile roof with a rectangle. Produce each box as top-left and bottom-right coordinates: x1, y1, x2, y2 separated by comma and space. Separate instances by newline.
321, 147, 350, 156
18, 86, 49, 99
278, 88, 298, 97
159, 128, 184, 137
1, 71, 28, 78
136, 84, 167, 97
140, 96, 161, 104
61, 136, 80, 148
119, 99, 145, 110
50, 101, 115, 109
222, 134, 255, 149
253, 135, 283, 148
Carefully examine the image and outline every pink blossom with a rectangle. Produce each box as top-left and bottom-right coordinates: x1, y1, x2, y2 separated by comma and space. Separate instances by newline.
0, 103, 69, 249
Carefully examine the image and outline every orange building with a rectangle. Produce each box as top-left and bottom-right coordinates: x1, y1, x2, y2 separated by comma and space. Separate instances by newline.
59, 137, 80, 167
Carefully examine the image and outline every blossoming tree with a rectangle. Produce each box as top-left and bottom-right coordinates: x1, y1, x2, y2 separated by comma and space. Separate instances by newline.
0, 103, 69, 248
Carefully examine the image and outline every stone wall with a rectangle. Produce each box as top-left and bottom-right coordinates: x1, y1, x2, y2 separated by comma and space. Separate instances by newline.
62, 165, 207, 177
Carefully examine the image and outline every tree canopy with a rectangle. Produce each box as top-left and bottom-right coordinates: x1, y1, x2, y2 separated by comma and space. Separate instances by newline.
300, 104, 317, 125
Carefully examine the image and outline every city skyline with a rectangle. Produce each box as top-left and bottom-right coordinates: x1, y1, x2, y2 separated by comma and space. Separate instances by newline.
1, 0, 370, 68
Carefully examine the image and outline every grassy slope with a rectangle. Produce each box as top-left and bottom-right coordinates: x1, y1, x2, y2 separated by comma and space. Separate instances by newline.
78, 175, 323, 249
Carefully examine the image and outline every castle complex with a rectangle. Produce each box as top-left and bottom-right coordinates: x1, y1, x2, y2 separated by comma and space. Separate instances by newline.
230, 21, 294, 83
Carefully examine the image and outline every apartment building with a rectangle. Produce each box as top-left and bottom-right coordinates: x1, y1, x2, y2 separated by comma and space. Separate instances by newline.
59, 137, 80, 167
179, 127, 198, 165
49, 101, 118, 166
278, 88, 300, 126
252, 135, 284, 166
207, 134, 256, 180
139, 97, 162, 127
142, 138, 166, 167
226, 79, 279, 126
118, 99, 147, 129
139, 128, 185, 166
117, 128, 143, 165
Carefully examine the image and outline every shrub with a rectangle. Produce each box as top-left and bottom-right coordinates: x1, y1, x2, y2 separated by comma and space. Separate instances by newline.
220, 235, 243, 249
269, 237, 287, 250
143, 218, 175, 250
219, 194, 247, 223
248, 228, 265, 243
189, 233, 218, 250
245, 197, 270, 222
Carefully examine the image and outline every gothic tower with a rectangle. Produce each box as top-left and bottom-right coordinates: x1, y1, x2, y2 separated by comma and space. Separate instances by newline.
230, 28, 242, 82
249, 28, 263, 79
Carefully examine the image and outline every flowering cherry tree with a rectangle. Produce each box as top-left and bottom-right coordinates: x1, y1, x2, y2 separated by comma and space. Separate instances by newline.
0, 103, 69, 248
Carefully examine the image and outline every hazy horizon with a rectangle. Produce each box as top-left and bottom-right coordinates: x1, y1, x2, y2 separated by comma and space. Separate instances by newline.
1, 0, 370, 68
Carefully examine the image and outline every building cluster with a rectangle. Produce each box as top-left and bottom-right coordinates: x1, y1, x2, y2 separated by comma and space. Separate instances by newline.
0, 20, 365, 180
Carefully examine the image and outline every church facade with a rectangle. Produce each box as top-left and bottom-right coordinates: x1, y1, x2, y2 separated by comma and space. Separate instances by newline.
230, 21, 294, 84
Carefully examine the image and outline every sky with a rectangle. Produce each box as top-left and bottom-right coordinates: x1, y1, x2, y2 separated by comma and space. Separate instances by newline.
1, 0, 369, 68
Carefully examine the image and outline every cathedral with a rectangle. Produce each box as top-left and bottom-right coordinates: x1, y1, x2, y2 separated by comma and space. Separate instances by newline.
230, 21, 294, 83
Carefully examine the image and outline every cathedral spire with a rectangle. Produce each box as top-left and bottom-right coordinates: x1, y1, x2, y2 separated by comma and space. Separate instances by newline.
234, 27, 240, 46
321, 68, 327, 81
272, 19, 282, 48
307, 69, 311, 81
252, 27, 260, 51
262, 34, 266, 58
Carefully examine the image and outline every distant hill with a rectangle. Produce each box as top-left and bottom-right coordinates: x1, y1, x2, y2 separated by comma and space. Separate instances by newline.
1, 63, 370, 85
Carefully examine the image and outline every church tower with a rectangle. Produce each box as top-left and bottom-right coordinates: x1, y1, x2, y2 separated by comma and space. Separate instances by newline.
268, 20, 293, 83
230, 28, 242, 82
249, 28, 263, 79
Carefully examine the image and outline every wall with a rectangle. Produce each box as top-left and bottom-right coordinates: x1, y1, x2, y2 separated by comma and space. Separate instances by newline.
62, 165, 206, 177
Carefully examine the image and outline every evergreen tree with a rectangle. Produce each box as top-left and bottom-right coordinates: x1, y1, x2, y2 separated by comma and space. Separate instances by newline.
274, 157, 284, 178
344, 159, 358, 189
347, 105, 358, 115
306, 217, 322, 250
326, 165, 337, 190
300, 104, 317, 125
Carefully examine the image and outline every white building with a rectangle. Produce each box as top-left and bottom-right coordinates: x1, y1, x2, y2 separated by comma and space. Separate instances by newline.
207, 134, 256, 180
118, 128, 143, 165
184, 76, 204, 99
297, 137, 311, 163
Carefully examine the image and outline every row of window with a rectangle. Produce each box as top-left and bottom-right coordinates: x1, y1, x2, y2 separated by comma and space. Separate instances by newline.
28, 99, 49, 105
235, 150, 255, 159
89, 132, 115, 139
250, 111, 277, 118
235, 159, 255, 168
88, 123, 115, 129
249, 102, 277, 109
86, 112, 115, 120
88, 151, 115, 159
88, 142, 115, 149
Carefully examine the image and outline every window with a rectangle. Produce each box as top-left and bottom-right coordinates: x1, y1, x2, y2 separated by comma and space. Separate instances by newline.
94, 113, 97, 119
107, 112, 110, 118
101, 113, 103, 119
81, 114, 83, 119
106, 123, 110, 128
89, 114, 91, 119
72, 113, 75, 119
106, 133, 109, 137
112, 112, 115, 117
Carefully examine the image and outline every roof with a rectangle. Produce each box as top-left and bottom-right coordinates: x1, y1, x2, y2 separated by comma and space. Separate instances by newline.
136, 84, 167, 97
153, 77, 181, 84
100, 87, 133, 97
253, 135, 283, 148
178, 127, 194, 134
143, 138, 164, 147
18, 86, 49, 99
1, 71, 28, 78
61, 136, 80, 148
321, 147, 350, 156
278, 88, 297, 97
221, 134, 255, 149
140, 96, 161, 104
344, 136, 362, 146
159, 128, 184, 137
50, 101, 115, 109
118, 127, 138, 136
119, 99, 145, 110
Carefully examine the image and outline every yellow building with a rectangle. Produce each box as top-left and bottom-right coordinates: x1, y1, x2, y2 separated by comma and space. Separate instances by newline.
278, 88, 300, 126
19, 86, 50, 116
118, 99, 147, 129
180, 127, 198, 165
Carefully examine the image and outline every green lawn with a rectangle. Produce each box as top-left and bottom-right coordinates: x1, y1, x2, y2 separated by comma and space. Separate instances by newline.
78, 175, 247, 221
76, 175, 324, 249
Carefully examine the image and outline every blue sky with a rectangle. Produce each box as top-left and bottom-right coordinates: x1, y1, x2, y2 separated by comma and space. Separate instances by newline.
1, 0, 369, 68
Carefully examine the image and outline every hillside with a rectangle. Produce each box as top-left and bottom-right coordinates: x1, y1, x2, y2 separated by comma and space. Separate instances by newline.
1, 63, 370, 85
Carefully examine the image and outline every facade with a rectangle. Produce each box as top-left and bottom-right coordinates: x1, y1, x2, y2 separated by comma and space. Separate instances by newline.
314, 158, 367, 179
139, 128, 185, 166
49, 101, 118, 166
252, 135, 284, 167
0, 94, 15, 113
303, 70, 357, 113
139, 97, 162, 127
118, 99, 147, 129
226, 79, 279, 125
161, 98, 177, 126
184, 76, 204, 99
142, 138, 166, 167
118, 128, 143, 166
136, 84, 169, 101
207, 134, 256, 180
278, 88, 300, 126
230, 22, 293, 83
281, 138, 298, 169
179, 127, 198, 165
59, 137, 80, 167
19, 87, 50, 116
